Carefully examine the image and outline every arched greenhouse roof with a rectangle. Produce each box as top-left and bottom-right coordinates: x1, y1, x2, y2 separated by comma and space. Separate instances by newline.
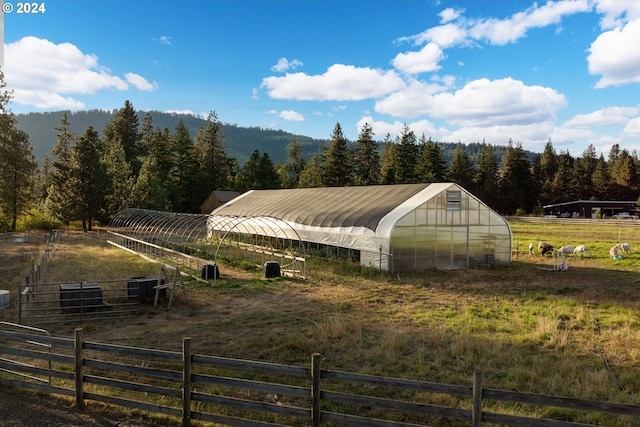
211, 183, 432, 231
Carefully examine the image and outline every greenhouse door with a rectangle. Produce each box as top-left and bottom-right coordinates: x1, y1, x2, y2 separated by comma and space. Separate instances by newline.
435, 226, 468, 270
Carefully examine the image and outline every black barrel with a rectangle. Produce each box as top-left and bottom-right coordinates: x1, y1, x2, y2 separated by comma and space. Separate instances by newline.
263, 261, 281, 278
202, 264, 220, 280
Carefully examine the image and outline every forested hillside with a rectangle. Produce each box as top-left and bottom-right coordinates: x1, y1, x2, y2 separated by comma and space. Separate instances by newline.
16, 110, 525, 167
15, 110, 328, 165
3, 98, 639, 232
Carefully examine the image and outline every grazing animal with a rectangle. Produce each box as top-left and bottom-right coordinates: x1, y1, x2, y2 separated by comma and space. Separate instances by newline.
558, 245, 574, 254
538, 241, 552, 253
610, 246, 619, 259
614, 242, 631, 254
538, 242, 554, 256
528, 242, 534, 255
573, 245, 589, 256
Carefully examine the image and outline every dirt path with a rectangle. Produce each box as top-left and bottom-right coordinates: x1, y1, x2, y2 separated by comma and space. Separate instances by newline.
0, 386, 175, 426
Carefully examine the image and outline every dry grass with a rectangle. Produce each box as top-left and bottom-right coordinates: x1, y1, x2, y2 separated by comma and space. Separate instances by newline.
2, 224, 640, 425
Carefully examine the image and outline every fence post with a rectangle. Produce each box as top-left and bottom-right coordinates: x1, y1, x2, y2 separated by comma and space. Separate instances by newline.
472, 371, 483, 427
182, 337, 192, 427
75, 328, 84, 410
311, 353, 321, 427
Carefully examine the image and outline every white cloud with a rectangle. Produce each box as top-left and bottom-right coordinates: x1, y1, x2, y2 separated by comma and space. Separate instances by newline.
446, 121, 556, 148
271, 57, 303, 72
373, 79, 454, 118
165, 109, 197, 116
377, 77, 566, 127
593, 0, 640, 29
623, 116, 640, 135
261, 64, 406, 101
439, 7, 464, 24
468, 0, 591, 45
12, 90, 85, 110
563, 106, 640, 127
4, 36, 155, 109
125, 73, 157, 91
587, 18, 640, 88
279, 110, 304, 121
391, 43, 444, 74
153, 35, 172, 45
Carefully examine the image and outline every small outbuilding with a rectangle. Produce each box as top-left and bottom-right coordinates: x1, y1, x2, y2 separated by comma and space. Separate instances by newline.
200, 190, 241, 214
209, 183, 512, 272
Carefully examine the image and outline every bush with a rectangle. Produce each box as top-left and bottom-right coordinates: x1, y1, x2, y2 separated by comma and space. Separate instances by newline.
515, 208, 527, 216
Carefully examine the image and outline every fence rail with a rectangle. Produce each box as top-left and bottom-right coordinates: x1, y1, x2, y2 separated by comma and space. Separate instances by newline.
1, 324, 639, 426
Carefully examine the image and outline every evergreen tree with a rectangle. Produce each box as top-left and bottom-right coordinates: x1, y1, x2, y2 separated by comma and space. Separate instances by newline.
172, 119, 199, 212
534, 139, 558, 205
236, 149, 261, 192
103, 133, 134, 219
45, 112, 77, 224
395, 125, 418, 184
609, 149, 638, 199
573, 144, 598, 199
591, 154, 611, 200
71, 126, 107, 230
416, 135, 447, 183
103, 100, 141, 174
133, 127, 175, 210
283, 137, 306, 188
258, 152, 281, 189
139, 112, 154, 155
447, 142, 476, 191
298, 152, 324, 188
379, 134, 398, 184
549, 150, 576, 202
474, 142, 499, 208
497, 139, 535, 214
352, 122, 380, 186
0, 71, 37, 230
194, 111, 232, 201
323, 122, 351, 187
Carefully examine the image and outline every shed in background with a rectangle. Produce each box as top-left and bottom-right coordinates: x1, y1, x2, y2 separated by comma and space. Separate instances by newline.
200, 190, 241, 214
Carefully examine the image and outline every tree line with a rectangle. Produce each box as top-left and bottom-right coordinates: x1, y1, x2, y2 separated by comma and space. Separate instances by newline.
1, 71, 639, 231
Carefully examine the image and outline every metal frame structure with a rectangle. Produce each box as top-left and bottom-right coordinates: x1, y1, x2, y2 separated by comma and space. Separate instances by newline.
108, 209, 307, 281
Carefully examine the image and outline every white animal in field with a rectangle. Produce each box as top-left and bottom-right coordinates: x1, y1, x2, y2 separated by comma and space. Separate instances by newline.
614, 242, 631, 254
609, 246, 619, 259
573, 245, 589, 256
558, 245, 574, 254
528, 242, 534, 255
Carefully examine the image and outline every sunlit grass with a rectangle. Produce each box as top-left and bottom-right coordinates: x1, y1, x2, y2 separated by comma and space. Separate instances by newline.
3, 222, 640, 425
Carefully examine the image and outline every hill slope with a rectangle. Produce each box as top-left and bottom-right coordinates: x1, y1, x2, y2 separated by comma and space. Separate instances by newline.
15, 110, 535, 168
15, 110, 328, 166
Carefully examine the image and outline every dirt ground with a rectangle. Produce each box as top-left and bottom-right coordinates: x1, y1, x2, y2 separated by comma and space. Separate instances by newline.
0, 385, 175, 426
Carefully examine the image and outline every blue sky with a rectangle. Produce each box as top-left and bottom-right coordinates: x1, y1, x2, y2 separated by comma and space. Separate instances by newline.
3, 0, 640, 157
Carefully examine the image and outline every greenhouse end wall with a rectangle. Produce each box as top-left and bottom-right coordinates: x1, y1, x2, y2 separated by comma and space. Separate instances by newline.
388, 187, 512, 272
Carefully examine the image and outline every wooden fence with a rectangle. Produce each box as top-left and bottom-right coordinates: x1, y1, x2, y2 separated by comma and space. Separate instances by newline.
1, 324, 639, 427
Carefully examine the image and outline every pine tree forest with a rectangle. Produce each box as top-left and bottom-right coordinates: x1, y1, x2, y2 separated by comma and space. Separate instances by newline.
2, 90, 640, 231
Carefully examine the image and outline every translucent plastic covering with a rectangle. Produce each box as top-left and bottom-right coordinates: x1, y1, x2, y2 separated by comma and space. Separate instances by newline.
211, 183, 512, 272
108, 209, 308, 278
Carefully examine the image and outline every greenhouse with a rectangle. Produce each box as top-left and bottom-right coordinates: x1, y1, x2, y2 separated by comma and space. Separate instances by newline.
209, 183, 512, 272
108, 209, 308, 280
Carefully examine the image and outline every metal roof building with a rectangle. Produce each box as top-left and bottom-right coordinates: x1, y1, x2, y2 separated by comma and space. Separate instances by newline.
542, 200, 638, 218
209, 183, 512, 272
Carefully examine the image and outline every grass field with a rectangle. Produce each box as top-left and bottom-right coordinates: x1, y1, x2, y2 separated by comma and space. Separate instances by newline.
1, 222, 640, 425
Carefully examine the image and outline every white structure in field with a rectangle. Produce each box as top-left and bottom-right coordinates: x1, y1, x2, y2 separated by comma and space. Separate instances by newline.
209, 183, 512, 272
